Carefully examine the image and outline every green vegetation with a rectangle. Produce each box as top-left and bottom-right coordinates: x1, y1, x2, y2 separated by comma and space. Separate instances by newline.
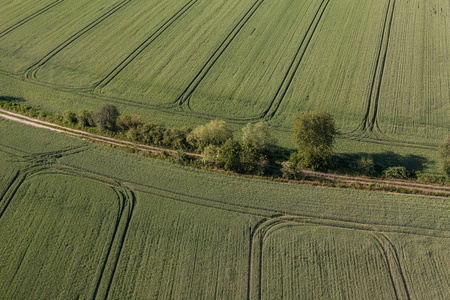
0, 0, 449, 297
0, 0, 447, 174
439, 136, 450, 177
0, 120, 448, 298
291, 110, 337, 170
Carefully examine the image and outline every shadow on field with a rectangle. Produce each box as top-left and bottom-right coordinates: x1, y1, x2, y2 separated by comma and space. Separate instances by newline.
335, 151, 429, 174
0, 96, 26, 103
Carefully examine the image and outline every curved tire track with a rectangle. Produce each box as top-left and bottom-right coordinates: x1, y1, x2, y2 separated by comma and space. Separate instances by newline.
92, 0, 199, 93
247, 215, 411, 300
23, 0, 132, 89
345, 0, 396, 139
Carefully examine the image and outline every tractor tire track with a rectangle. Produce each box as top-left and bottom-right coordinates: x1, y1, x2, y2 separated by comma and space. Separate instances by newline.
0, 0, 65, 39
0, 149, 135, 300
247, 215, 412, 300
371, 232, 411, 300
92, 0, 199, 93
347, 0, 396, 139
23, 0, 132, 88
263, 0, 330, 121
91, 183, 135, 300
175, 0, 267, 107
34, 164, 136, 300
0, 171, 25, 222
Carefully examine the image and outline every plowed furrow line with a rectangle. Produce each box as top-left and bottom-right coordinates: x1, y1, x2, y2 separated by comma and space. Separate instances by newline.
176, 0, 266, 107
93, 0, 199, 92
23, 0, 131, 85
0, 0, 65, 39
263, 0, 330, 121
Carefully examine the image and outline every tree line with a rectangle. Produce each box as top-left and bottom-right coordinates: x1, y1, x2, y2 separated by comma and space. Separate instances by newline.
2, 99, 449, 180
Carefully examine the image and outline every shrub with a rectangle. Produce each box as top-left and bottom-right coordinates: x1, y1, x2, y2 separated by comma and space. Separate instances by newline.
77, 110, 94, 127
281, 160, 296, 179
439, 135, 450, 177
187, 120, 233, 150
202, 144, 220, 166
62, 110, 77, 124
357, 155, 375, 176
242, 121, 274, 152
383, 166, 410, 179
116, 115, 142, 131
217, 138, 241, 171
239, 144, 259, 174
416, 173, 448, 185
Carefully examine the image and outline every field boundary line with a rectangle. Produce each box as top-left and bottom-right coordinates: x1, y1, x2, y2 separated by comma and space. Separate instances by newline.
0, 0, 65, 39
0, 109, 201, 157
2, 108, 449, 196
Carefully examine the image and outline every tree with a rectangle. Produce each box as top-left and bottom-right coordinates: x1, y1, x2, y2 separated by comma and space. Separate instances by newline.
217, 138, 241, 171
240, 144, 259, 174
242, 121, 274, 152
116, 115, 142, 131
62, 110, 77, 124
93, 104, 120, 130
187, 120, 233, 150
77, 109, 94, 127
439, 135, 450, 177
292, 110, 337, 170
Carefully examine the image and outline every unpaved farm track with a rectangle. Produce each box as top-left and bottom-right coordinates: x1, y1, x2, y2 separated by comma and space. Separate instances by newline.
1, 108, 448, 196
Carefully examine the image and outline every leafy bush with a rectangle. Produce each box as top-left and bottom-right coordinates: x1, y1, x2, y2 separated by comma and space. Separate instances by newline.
383, 166, 410, 179
357, 156, 375, 176
187, 120, 233, 150
439, 135, 450, 177
416, 173, 448, 185
242, 121, 274, 152
77, 110, 94, 127
217, 138, 241, 171
62, 110, 77, 124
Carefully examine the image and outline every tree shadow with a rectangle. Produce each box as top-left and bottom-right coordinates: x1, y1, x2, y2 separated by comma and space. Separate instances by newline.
0, 96, 26, 103
335, 151, 429, 174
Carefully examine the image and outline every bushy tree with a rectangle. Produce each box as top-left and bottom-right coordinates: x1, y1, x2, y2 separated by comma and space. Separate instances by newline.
439, 135, 450, 177
93, 104, 120, 130
62, 110, 77, 124
383, 166, 410, 179
217, 138, 241, 171
240, 144, 259, 174
187, 119, 233, 150
292, 111, 337, 170
202, 144, 220, 166
77, 109, 94, 127
242, 121, 274, 152
116, 115, 142, 131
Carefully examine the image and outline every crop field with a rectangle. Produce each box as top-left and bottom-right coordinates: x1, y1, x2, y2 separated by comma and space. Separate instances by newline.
0, 120, 448, 298
0, 0, 448, 151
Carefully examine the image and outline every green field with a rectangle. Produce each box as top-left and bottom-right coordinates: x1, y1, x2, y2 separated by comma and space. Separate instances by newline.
0, 0, 448, 172
0, 1, 449, 297
0, 119, 448, 298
